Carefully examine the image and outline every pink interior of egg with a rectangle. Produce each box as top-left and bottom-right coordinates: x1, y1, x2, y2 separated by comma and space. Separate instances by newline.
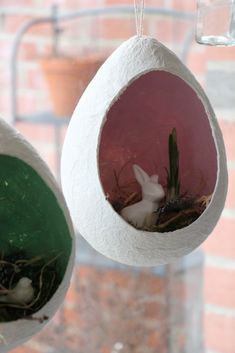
99, 70, 217, 198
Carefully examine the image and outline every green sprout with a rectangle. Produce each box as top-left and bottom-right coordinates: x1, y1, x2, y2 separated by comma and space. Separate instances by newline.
166, 128, 180, 201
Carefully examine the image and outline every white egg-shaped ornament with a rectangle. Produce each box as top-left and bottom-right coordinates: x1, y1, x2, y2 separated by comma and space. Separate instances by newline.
61, 35, 227, 267
0, 118, 75, 352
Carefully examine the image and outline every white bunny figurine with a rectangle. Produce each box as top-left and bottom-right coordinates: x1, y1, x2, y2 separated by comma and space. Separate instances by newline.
121, 164, 165, 228
0, 277, 34, 305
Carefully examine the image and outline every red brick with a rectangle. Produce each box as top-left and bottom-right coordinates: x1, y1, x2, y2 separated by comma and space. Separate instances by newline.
203, 217, 235, 259
173, 0, 196, 12
205, 266, 235, 308
101, 269, 131, 287
64, 333, 85, 352
10, 346, 40, 353
5, 15, 32, 33
148, 331, 163, 348
187, 48, 208, 74
174, 21, 194, 42
96, 18, 135, 40
0, 0, 39, 5
20, 42, 40, 61
100, 346, 111, 353
204, 312, 235, 353
28, 23, 53, 36
149, 333, 167, 353
155, 18, 175, 43
205, 45, 235, 61
1, 0, 38, 8
140, 272, 165, 293
38, 149, 57, 176
139, 16, 190, 45
219, 121, 235, 161
16, 123, 55, 141
64, 277, 80, 305
77, 265, 165, 294
76, 265, 96, 278
78, 265, 130, 287
63, 307, 81, 324
143, 301, 164, 319
15, 122, 59, 174
225, 169, 235, 209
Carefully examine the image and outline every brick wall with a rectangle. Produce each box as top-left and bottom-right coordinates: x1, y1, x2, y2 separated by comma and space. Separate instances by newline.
0, 0, 195, 176
200, 45, 235, 353
9, 247, 203, 353
0, 1, 234, 353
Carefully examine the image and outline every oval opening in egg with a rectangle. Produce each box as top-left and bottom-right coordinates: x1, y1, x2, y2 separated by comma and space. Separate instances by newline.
0, 155, 72, 322
99, 70, 217, 233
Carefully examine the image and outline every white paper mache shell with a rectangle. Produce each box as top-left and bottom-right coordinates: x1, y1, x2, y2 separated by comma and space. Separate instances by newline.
61, 35, 227, 267
0, 118, 75, 352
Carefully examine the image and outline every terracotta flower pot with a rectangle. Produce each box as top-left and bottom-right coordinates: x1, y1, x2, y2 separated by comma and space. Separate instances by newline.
40, 55, 105, 118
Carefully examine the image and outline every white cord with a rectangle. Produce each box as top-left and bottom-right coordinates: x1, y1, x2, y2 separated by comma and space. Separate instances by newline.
134, 0, 145, 36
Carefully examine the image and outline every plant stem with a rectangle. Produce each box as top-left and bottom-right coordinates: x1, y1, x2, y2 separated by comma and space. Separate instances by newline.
166, 128, 180, 201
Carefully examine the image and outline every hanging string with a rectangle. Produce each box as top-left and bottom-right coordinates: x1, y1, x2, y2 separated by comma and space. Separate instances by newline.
134, 0, 145, 36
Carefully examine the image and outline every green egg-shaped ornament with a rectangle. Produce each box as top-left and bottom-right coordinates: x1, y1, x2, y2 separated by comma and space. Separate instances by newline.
0, 118, 75, 352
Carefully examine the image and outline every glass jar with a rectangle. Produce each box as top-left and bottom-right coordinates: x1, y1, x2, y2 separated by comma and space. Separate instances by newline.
196, 0, 235, 46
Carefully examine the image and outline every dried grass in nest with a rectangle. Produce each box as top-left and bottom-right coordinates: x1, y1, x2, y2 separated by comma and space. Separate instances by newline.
109, 166, 211, 233
0, 250, 62, 322
151, 195, 208, 232
107, 164, 142, 213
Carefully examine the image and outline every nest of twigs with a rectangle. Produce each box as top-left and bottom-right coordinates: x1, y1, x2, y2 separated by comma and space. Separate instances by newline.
106, 167, 142, 213
150, 195, 209, 232
108, 166, 211, 233
0, 249, 62, 322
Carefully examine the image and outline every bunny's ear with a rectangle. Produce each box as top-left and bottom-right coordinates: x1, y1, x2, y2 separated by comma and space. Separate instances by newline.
150, 175, 159, 184
133, 164, 149, 185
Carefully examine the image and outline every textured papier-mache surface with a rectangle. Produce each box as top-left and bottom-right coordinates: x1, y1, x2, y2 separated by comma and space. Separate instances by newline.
61, 35, 228, 267
0, 118, 75, 352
